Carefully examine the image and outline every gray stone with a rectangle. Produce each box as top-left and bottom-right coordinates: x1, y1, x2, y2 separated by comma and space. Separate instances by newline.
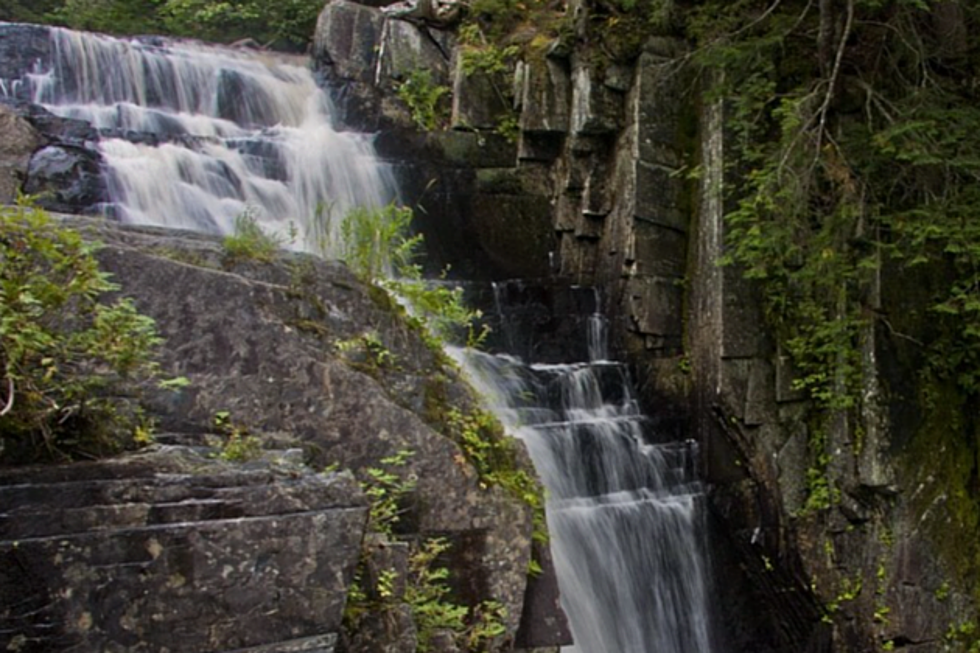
451, 56, 510, 130
78, 221, 537, 643
513, 543, 573, 648
570, 64, 622, 135
603, 63, 633, 93
0, 446, 366, 653
0, 104, 40, 203
626, 275, 682, 338
519, 57, 571, 134
633, 161, 685, 231
381, 0, 462, 26
24, 144, 106, 213
626, 221, 687, 278
346, 603, 417, 653
379, 17, 453, 86
313, 0, 384, 83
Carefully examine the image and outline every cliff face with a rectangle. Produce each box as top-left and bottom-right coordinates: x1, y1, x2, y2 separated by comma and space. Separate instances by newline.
310, 1, 980, 650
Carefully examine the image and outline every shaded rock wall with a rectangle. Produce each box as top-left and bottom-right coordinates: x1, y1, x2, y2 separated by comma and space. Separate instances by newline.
310, 1, 980, 650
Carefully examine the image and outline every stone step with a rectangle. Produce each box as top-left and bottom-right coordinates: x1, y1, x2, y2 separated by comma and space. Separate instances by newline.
0, 445, 365, 540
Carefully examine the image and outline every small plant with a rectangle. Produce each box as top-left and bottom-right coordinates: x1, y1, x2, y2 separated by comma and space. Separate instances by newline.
344, 450, 509, 652
361, 449, 417, 534
494, 113, 520, 143
396, 69, 450, 132
0, 201, 165, 462
339, 204, 487, 348
213, 410, 263, 462
335, 331, 398, 374
222, 210, 283, 264
444, 407, 548, 545
460, 43, 520, 77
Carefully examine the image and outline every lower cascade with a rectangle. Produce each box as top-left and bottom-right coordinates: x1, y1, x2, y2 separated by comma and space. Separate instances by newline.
455, 282, 716, 653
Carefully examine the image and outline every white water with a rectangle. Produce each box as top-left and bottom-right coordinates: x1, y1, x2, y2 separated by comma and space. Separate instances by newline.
10, 26, 395, 252
453, 300, 715, 653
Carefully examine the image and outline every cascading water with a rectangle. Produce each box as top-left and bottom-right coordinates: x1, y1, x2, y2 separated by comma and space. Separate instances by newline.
456, 282, 716, 653
4, 25, 394, 252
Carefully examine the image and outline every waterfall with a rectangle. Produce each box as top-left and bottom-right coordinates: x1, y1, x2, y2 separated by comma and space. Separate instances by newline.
11, 26, 395, 253
455, 283, 716, 653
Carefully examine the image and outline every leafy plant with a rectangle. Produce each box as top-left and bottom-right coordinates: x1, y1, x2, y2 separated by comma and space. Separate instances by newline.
344, 450, 509, 652
444, 407, 548, 545
335, 331, 398, 374
0, 202, 164, 462
222, 210, 283, 265
396, 69, 450, 132
361, 449, 417, 535
212, 410, 263, 462
339, 203, 486, 348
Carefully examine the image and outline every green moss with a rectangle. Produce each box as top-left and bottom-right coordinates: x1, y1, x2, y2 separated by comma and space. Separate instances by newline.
904, 377, 980, 603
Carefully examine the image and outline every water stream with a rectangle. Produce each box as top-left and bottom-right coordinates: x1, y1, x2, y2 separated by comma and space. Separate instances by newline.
455, 283, 716, 653
7, 26, 394, 253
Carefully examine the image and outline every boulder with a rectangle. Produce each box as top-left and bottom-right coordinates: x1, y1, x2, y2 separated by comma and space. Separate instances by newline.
24, 144, 106, 213
313, 0, 385, 83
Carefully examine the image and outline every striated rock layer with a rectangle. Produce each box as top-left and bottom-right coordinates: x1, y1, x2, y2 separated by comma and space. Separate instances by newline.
0, 218, 559, 652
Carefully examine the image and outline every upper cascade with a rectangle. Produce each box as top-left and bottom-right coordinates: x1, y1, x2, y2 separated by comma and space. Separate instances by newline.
1, 24, 395, 253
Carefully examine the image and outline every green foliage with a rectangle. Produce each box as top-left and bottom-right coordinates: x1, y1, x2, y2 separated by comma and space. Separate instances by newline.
444, 407, 548, 544
44, 0, 166, 36
0, 203, 164, 462
339, 204, 486, 348
344, 451, 509, 652
340, 204, 420, 282
945, 621, 980, 653
689, 0, 980, 540
405, 537, 470, 650
460, 44, 520, 77
40, 0, 322, 48
212, 410, 263, 462
360, 449, 417, 535
222, 211, 283, 265
396, 69, 450, 132
335, 331, 398, 374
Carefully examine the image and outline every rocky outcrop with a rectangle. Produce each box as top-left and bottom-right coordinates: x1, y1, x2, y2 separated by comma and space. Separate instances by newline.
0, 218, 562, 652
0, 104, 39, 203
1, 447, 366, 653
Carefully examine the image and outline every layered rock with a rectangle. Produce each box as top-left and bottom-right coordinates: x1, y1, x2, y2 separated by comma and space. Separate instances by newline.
1, 447, 366, 653
0, 218, 560, 652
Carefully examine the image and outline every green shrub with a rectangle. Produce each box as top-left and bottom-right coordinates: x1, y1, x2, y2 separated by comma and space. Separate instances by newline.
222, 210, 284, 265
0, 203, 164, 462
396, 69, 450, 132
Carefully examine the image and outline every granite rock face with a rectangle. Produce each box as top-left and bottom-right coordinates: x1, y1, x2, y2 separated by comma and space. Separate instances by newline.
0, 446, 366, 653
0, 104, 39, 203
0, 219, 554, 652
